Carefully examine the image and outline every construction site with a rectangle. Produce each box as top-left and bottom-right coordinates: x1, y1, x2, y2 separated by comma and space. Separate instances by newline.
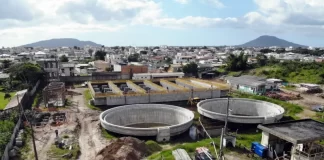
88, 78, 229, 106
8, 77, 324, 160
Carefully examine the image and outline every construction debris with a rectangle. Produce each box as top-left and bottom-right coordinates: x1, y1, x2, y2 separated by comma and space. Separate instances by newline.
95, 137, 148, 160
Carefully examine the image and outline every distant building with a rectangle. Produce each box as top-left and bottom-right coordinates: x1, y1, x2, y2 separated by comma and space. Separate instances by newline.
132, 72, 184, 80
36, 59, 59, 81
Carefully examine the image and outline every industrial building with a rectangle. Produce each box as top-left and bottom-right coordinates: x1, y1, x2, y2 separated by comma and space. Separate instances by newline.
88, 78, 229, 106
258, 119, 324, 160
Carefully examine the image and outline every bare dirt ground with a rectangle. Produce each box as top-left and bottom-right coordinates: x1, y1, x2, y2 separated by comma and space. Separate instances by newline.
281, 88, 320, 118
31, 87, 109, 160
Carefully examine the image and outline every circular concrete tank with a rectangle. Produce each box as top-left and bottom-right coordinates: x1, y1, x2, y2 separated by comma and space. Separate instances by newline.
100, 104, 194, 141
197, 98, 285, 124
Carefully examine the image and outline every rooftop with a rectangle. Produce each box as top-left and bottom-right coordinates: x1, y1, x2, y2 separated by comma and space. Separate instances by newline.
258, 119, 324, 144
226, 75, 266, 87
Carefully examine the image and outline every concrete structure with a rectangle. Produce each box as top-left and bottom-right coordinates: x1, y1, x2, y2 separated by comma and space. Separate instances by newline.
121, 65, 148, 74
197, 98, 285, 124
36, 59, 59, 81
100, 104, 194, 142
89, 78, 229, 106
225, 75, 280, 95
258, 119, 324, 160
132, 72, 184, 80
43, 82, 66, 107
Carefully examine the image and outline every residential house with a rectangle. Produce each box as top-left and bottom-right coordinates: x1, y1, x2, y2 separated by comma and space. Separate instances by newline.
225, 75, 267, 95
36, 59, 59, 81
60, 63, 75, 76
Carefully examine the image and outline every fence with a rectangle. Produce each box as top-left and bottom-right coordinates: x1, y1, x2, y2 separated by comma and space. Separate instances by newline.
1, 117, 22, 160
0, 80, 42, 160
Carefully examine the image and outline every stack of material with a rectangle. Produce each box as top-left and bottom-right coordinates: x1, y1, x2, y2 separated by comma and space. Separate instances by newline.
172, 149, 191, 160
96, 137, 148, 160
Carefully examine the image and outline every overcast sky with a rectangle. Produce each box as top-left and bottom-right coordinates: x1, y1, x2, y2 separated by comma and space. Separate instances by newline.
1, 0, 324, 47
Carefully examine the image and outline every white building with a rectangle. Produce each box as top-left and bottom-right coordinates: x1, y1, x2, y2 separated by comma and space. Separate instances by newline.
34, 51, 47, 59
132, 72, 184, 80
173, 53, 196, 64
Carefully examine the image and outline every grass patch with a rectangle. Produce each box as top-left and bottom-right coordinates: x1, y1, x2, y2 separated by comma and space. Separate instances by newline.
101, 127, 116, 139
315, 112, 324, 122
48, 144, 80, 160
32, 91, 42, 108
83, 89, 100, 110
0, 90, 16, 110
236, 131, 262, 148
146, 140, 162, 154
19, 128, 35, 160
148, 138, 220, 159
231, 92, 303, 119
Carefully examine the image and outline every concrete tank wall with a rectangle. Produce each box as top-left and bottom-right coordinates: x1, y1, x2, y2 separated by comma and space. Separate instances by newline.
101, 89, 222, 106
197, 98, 285, 124
100, 104, 194, 137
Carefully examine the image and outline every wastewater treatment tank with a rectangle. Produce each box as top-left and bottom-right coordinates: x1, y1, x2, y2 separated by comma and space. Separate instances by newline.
197, 98, 285, 124
100, 104, 194, 142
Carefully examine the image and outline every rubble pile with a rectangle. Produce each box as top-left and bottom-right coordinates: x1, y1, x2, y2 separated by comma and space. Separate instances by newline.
96, 137, 148, 160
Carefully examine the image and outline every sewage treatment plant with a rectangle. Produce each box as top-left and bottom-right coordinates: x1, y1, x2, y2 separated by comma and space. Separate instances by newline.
100, 104, 194, 142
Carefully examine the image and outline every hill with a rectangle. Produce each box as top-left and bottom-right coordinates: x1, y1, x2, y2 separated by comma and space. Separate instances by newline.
238, 35, 306, 48
21, 38, 102, 47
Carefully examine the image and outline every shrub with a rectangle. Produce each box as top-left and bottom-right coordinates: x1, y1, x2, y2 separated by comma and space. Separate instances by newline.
145, 140, 162, 154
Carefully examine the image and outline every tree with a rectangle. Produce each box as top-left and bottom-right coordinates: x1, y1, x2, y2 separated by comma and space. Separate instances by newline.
60, 55, 69, 62
94, 50, 107, 60
260, 49, 274, 53
182, 62, 198, 76
165, 57, 172, 64
88, 49, 94, 56
226, 52, 248, 71
269, 56, 279, 64
256, 54, 268, 66
8, 63, 44, 85
1, 60, 12, 69
128, 53, 140, 62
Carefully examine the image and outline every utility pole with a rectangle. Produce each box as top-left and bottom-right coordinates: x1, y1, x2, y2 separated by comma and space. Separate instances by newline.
17, 94, 39, 160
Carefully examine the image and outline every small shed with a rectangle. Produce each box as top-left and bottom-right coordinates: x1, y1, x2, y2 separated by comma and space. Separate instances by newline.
258, 119, 324, 160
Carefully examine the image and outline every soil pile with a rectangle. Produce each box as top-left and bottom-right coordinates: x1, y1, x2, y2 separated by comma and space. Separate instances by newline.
96, 137, 148, 160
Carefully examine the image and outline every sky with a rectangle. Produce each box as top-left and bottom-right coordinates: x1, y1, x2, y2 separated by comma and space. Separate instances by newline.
1, 0, 324, 47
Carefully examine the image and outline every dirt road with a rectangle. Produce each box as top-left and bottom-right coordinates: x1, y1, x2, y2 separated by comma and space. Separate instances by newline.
32, 87, 109, 160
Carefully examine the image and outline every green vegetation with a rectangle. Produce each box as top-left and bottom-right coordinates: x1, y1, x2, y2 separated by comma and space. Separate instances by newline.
236, 131, 262, 148
7, 62, 44, 86
128, 53, 140, 62
32, 91, 42, 108
231, 92, 303, 119
0, 120, 15, 157
101, 127, 116, 139
83, 90, 100, 110
48, 144, 80, 160
94, 50, 107, 61
146, 140, 162, 154
0, 89, 15, 110
19, 128, 34, 160
226, 52, 248, 71
183, 62, 198, 76
245, 61, 324, 84
148, 138, 220, 159
60, 55, 69, 62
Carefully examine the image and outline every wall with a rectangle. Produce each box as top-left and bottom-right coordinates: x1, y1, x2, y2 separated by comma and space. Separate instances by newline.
1, 80, 41, 160
59, 73, 130, 82
99, 89, 222, 105
121, 65, 148, 74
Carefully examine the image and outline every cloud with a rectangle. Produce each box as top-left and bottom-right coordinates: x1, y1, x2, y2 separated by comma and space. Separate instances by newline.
245, 0, 324, 26
174, 0, 189, 4
201, 0, 225, 8
0, 0, 40, 21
